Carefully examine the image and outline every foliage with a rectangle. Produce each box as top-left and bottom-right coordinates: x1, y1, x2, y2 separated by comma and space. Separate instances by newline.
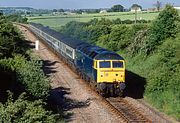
0, 15, 60, 122
124, 5, 180, 119
6, 14, 28, 23
0, 55, 50, 98
97, 25, 133, 51
145, 4, 180, 54
94, 23, 147, 51
145, 36, 180, 120
131, 4, 142, 10
60, 21, 88, 40
0, 16, 25, 58
110, 4, 124, 12
86, 24, 111, 43
0, 11, 3, 16
127, 29, 149, 55
0, 92, 57, 123
60, 18, 149, 51
124, 36, 180, 120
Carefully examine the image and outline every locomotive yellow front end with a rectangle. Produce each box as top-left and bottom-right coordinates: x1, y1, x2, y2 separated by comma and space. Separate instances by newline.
96, 60, 125, 83
94, 59, 126, 96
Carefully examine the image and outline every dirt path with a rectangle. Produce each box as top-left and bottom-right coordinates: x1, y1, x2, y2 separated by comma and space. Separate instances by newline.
17, 25, 126, 123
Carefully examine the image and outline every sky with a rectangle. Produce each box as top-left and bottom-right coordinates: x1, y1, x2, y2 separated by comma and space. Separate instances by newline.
0, 0, 180, 9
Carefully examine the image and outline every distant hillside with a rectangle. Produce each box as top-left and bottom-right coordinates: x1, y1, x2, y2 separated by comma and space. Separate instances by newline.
0, 7, 34, 14
0, 7, 51, 15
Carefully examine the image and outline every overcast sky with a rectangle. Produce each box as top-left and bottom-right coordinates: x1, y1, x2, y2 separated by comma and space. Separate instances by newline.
0, 0, 180, 9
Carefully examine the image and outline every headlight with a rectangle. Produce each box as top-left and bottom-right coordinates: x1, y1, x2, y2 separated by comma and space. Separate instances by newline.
100, 72, 103, 77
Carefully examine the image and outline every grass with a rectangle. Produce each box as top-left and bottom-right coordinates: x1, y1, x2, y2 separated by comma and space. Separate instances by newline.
28, 11, 159, 29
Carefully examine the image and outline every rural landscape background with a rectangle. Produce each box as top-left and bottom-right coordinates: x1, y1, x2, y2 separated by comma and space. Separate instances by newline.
0, 0, 180, 122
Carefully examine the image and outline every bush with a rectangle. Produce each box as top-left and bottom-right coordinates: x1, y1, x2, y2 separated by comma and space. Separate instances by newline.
97, 24, 147, 53
145, 4, 180, 54
60, 21, 88, 40
0, 92, 57, 123
0, 16, 59, 122
124, 32, 180, 120
127, 29, 149, 55
0, 55, 50, 98
60, 18, 150, 50
0, 16, 25, 58
86, 24, 111, 43
110, 25, 133, 50
144, 36, 180, 120
6, 14, 28, 23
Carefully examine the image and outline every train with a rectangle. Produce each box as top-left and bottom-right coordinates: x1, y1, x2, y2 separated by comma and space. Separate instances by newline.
29, 23, 126, 96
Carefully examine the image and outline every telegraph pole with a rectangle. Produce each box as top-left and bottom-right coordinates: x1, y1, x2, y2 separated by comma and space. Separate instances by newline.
135, 7, 137, 24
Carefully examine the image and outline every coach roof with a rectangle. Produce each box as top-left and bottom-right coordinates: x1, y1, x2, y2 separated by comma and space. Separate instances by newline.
31, 23, 87, 49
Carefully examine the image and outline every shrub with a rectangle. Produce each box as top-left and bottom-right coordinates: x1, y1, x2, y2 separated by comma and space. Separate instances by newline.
0, 16, 25, 58
86, 24, 111, 43
0, 55, 50, 98
6, 14, 28, 23
144, 36, 180, 120
108, 25, 134, 51
127, 29, 148, 55
145, 4, 180, 54
0, 92, 57, 123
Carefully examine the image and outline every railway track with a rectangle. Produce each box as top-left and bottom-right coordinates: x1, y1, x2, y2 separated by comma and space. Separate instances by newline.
106, 97, 151, 122
18, 23, 152, 123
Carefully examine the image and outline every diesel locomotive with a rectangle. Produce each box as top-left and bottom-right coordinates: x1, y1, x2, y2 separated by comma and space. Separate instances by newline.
29, 23, 126, 96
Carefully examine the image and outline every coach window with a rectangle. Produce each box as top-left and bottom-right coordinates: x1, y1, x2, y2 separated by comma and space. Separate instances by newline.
66, 48, 73, 57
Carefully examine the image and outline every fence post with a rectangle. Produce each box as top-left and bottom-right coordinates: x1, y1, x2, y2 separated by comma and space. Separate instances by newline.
35, 40, 39, 50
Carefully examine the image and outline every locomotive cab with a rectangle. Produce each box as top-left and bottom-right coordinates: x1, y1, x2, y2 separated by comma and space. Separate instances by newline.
95, 60, 125, 83
93, 52, 126, 96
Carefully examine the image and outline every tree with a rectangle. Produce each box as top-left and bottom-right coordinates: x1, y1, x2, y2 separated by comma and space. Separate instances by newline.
0, 10, 3, 16
58, 9, 64, 12
131, 4, 142, 10
145, 4, 180, 54
76, 9, 83, 14
111, 4, 124, 12
52, 9, 57, 12
154, 1, 162, 11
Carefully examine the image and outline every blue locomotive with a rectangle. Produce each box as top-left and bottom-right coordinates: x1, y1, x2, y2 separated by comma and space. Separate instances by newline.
29, 23, 126, 96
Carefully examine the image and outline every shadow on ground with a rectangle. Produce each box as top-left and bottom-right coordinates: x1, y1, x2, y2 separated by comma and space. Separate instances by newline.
41, 60, 59, 77
124, 70, 147, 99
23, 40, 35, 49
41, 56, 90, 122
47, 87, 90, 122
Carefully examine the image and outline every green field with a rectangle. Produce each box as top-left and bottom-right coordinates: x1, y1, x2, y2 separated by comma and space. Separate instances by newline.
28, 11, 159, 30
